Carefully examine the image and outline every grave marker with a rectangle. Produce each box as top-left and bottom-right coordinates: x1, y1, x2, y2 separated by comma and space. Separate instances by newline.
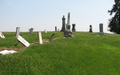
38, 32, 43, 44
72, 24, 76, 32
99, 23, 104, 35
44, 29, 47, 33
16, 27, 20, 37
29, 28, 34, 35
0, 32, 5, 38
49, 33, 56, 41
55, 26, 57, 31
17, 35, 30, 47
89, 25, 93, 32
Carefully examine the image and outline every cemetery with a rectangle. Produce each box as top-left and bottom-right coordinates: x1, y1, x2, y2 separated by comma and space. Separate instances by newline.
0, 13, 120, 75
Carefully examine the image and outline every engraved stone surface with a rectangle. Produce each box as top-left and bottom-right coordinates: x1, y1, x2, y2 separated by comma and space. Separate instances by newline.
55, 26, 57, 31
64, 12, 73, 37
16, 27, 20, 37
64, 31, 73, 37
99, 23, 104, 35
49, 33, 56, 41
61, 16, 66, 32
38, 32, 43, 44
0, 32, 5, 38
89, 25, 93, 32
44, 29, 47, 33
29, 28, 34, 35
17, 35, 30, 47
0, 50, 17, 55
72, 24, 76, 32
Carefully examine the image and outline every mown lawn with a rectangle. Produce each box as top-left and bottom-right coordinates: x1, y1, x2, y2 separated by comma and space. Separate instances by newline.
0, 32, 120, 75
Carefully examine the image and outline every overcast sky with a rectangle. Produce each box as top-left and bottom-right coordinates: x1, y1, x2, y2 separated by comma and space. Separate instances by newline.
0, 0, 114, 33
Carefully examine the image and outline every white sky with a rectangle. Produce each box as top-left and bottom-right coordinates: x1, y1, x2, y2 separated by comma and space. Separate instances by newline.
0, 0, 115, 33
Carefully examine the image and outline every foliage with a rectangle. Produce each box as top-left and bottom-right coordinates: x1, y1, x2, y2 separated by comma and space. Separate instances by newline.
108, 0, 120, 34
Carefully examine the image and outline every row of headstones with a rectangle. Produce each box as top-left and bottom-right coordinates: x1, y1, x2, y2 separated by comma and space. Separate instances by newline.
16, 27, 56, 47
55, 24, 76, 32
89, 23, 104, 35
16, 27, 43, 47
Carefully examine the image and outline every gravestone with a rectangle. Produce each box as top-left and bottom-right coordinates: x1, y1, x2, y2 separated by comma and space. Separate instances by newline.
61, 16, 66, 32
29, 28, 34, 35
64, 12, 73, 37
44, 29, 47, 33
89, 25, 93, 32
99, 23, 104, 35
72, 24, 76, 32
17, 35, 30, 47
49, 33, 56, 41
0, 32, 5, 38
0, 50, 17, 55
55, 26, 57, 31
16, 27, 20, 37
38, 32, 43, 44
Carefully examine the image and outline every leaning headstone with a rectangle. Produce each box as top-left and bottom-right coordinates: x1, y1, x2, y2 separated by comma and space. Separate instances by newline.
89, 25, 93, 32
44, 29, 47, 33
55, 26, 57, 31
72, 24, 76, 32
99, 23, 104, 35
0, 50, 17, 55
16, 27, 20, 37
29, 28, 34, 35
38, 32, 43, 44
49, 33, 56, 41
17, 35, 30, 47
0, 32, 5, 38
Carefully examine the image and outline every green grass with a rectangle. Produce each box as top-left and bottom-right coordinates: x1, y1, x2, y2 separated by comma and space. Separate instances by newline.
0, 32, 120, 75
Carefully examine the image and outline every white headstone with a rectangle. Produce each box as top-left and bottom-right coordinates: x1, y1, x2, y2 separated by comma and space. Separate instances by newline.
0, 50, 17, 55
0, 32, 5, 38
38, 32, 43, 44
16, 27, 20, 37
17, 35, 30, 47
44, 29, 47, 33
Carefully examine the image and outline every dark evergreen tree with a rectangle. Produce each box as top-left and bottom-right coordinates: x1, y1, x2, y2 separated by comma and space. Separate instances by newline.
108, 0, 120, 34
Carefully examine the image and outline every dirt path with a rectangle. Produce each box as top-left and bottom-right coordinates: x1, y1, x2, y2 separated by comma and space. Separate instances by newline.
0, 36, 63, 52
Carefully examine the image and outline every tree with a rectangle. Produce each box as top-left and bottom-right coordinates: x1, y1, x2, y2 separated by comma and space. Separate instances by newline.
108, 0, 120, 34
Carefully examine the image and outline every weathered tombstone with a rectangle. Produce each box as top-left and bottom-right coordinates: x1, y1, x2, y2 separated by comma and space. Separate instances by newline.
61, 16, 66, 32
49, 33, 56, 41
0, 50, 17, 55
99, 23, 104, 35
44, 29, 47, 33
0, 32, 5, 38
17, 35, 30, 47
89, 25, 93, 32
72, 24, 76, 32
38, 32, 43, 44
55, 26, 57, 31
64, 12, 73, 37
16, 27, 20, 37
29, 28, 34, 35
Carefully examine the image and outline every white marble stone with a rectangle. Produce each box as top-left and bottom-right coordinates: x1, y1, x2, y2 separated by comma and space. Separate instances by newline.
0, 50, 17, 55
16, 27, 20, 37
38, 32, 43, 44
17, 35, 30, 47
44, 29, 47, 33
0, 32, 5, 38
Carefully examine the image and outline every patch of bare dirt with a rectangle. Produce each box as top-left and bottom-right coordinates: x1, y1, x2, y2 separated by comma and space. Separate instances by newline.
0, 37, 62, 52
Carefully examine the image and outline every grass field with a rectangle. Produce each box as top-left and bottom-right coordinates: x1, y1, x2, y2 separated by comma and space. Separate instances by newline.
0, 32, 120, 75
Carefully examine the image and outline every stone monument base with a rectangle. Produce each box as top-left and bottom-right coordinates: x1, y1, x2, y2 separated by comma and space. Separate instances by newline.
64, 31, 73, 37
99, 32, 104, 35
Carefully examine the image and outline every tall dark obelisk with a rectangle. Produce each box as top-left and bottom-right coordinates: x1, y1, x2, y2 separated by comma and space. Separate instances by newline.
61, 16, 66, 32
